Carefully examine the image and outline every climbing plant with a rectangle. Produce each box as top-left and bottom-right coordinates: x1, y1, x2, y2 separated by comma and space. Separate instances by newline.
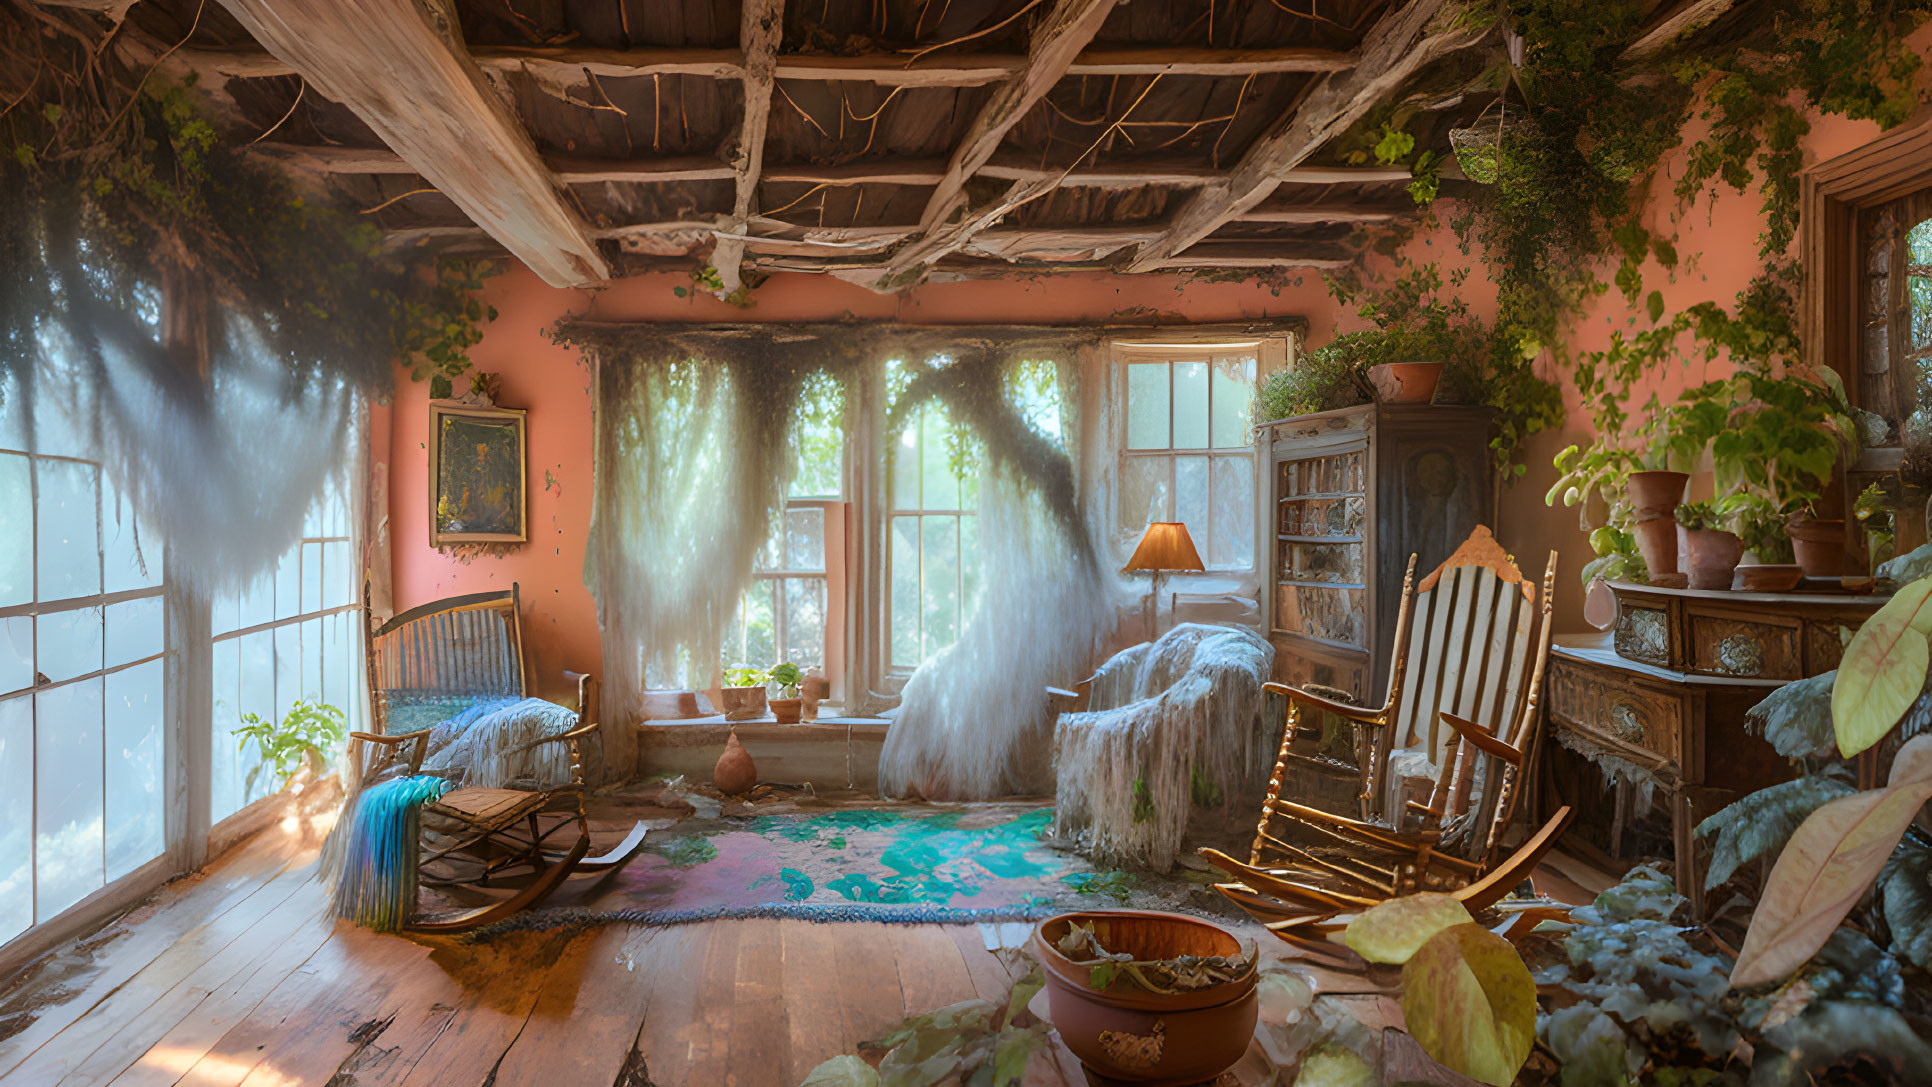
0, 4, 493, 400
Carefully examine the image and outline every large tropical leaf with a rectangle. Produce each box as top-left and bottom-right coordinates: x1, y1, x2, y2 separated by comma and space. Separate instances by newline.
1731, 735, 1932, 987
1882, 843, 1932, 972
1834, 577, 1932, 756
1345, 893, 1473, 965
1745, 671, 1836, 760
1695, 775, 1858, 889
1400, 923, 1536, 1087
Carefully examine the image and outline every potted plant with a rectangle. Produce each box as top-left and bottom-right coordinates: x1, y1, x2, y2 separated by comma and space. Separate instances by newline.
1710, 369, 1858, 578
721, 666, 769, 722
767, 661, 803, 724
1033, 912, 1258, 1084
1717, 491, 1802, 590
1675, 500, 1744, 590
233, 699, 347, 797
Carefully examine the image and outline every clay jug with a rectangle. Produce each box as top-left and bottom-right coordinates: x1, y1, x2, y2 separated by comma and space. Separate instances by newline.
714, 728, 757, 795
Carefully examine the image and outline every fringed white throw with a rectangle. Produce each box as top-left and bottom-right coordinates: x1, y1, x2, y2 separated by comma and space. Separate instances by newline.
1052, 623, 1274, 873
421, 697, 581, 788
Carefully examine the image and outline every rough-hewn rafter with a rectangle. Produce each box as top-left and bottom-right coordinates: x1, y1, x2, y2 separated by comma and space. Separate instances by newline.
1126, 0, 1482, 273
173, 44, 1352, 89
710, 0, 784, 296
1622, 0, 1737, 58
208, 0, 607, 287
905, 0, 1117, 243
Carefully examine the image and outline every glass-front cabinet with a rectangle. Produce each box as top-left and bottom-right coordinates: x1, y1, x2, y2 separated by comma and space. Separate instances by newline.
1262, 404, 1496, 703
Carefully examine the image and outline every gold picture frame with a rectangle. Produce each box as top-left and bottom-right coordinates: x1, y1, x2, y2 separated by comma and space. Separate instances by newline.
428, 400, 528, 546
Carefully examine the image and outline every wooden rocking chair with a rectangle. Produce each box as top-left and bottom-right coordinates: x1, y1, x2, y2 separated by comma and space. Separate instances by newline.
1200, 528, 1568, 918
345, 717, 648, 933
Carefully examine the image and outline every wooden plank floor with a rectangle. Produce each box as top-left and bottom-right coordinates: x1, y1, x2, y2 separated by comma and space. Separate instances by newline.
0, 828, 1098, 1087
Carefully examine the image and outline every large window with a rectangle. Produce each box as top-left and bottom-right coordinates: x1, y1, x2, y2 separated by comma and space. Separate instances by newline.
0, 448, 166, 945
1858, 193, 1932, 442
1118, 346, 1258, 570
209, 485, 361, 822
888, 392, 980, 672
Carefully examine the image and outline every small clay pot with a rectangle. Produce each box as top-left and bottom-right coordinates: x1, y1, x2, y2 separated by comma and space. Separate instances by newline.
713, 727, 757, 794
1789, 518, 1848, 578
1034, 911, 1258, 1085
1625, 471, 1689, 521
1679, 525, 1744, 591
1367, 362, 1443, 405
769, 697, 802, 724
1734, 563, 1804, 592
1629, 517, 1679, 585
720, 685, 767, 722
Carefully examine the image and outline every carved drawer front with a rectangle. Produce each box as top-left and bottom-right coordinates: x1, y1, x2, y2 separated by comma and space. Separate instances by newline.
1614, 605, 1671, 667
1686, 613, 1799, 680
1547, 658, 1684, 770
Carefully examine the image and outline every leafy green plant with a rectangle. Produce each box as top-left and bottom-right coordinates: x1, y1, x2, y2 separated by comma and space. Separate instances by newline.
799, 959, 1049, 1087
1856, 482, 1898, 569
1579, 523, 1646, 588
1673, 499, 1726, 533
724, 667, 769, 688
232, 700, 345, 795
769, 661, 803, 698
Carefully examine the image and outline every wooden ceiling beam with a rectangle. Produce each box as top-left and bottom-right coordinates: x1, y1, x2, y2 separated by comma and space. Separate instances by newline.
1126, 0, 1482, 273
1622, 0, 1737, 59
175, 44, 1351, 88
1138, 241, 1355, 270
710, 0, 785, 296
885, 0, 1118, 280
208, 0, 607, 287
1232, 204, 1402, 224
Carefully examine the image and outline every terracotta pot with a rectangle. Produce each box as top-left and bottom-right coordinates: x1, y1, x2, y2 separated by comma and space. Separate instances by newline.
1789, 518, 1848, 578
1629, 517, 1679, 585
713, 728, 757, 794
1625, 471, 1689, 521
1734, 563, 1804, 592
1367, 362, 1443, 405
720, 685, 767, 722
1679, 525, 1744, 591
769, 697, 802, 724
1034, 911, 1258, 1085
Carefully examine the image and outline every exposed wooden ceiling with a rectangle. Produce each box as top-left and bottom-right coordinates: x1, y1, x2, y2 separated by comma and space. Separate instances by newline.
112, 0, 1504, 291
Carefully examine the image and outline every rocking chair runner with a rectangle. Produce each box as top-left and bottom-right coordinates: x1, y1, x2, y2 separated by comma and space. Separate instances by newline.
1199, 528, 1569, 917
344, 708, 647, 933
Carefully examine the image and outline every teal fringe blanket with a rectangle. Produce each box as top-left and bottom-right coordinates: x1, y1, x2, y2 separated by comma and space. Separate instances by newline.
330, 775, 452, 932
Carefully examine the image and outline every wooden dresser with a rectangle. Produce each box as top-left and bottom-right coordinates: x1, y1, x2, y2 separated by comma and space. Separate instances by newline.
1543, 582, 1886, 911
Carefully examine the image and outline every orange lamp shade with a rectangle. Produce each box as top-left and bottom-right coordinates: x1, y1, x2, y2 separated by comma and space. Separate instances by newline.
1123, 522, 1205, 573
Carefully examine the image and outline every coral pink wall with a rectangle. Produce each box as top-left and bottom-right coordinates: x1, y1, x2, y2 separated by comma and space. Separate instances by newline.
384, 52, 1931, 677
385, 265, 1346, 694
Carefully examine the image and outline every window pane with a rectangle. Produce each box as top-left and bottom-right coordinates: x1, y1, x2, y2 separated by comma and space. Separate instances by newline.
791, 373, 845, 499
1210, 357, 1256, 448
921, 516, 960, 661
274, 545, 301, 622
0, 453, 31, 607
1210, 454, 1256, 569
37, 677, 104, 920
211, 637, 243, 822
102, 488, 160, 594
324, 613, 351, 717
238, 570, 273, 633
1118, 457, 1172, 535
1175, 456, 1211, 567
106, 660, 164, 881
105, 596, 163, 668
1, 617, 30, 695
300, 542, 322, 614
236, 630, 275, 809
37, 458, 99, 601
39, 606, 102, 682
784, 507, 825, 572
960, 514, 980, 621
919, 407, 959, 511
302, 618, 325, 704
0, 696, 31, 942
728, 582, 776, 672
274, 624, 300, 721
892, 417, 921, 510
782, 578, 826, 672
322, 541, 352, 610
1173, 361, 1210, 449
1126, 363, 1170, 450
891, 516, 920, 668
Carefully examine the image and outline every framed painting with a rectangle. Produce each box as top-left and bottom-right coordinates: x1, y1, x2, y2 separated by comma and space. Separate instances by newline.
429, 401, 527, 546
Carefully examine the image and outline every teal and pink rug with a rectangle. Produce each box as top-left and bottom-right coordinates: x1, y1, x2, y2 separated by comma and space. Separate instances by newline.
474, 804, 1220, 931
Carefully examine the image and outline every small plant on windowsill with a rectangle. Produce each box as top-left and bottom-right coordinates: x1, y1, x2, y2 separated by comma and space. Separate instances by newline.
768, 662, 804, 724
721, 667, 770, 722
232, 699, 346, 797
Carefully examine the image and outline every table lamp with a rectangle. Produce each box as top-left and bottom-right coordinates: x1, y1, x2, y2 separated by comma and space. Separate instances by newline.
1123, 521, 1205, 637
